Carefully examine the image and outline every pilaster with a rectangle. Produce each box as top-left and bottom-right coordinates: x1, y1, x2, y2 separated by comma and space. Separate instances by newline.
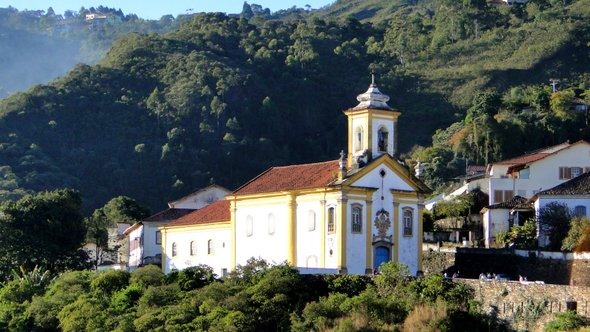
287, 194, 297, 266
393, 201, 400, 263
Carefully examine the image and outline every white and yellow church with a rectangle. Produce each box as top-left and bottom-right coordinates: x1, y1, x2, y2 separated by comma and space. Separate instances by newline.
160, 79, 430, 276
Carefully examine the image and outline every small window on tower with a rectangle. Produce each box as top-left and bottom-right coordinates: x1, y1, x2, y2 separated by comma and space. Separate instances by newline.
378, 127, 388, 152
355, 126, 363, 152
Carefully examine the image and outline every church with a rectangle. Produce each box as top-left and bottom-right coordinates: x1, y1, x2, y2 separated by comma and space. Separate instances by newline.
160, 78, 430, 276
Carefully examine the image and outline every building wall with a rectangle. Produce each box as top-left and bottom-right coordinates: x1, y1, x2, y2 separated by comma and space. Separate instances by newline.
482, 209, 511, 248
169, 186, 230, 209
163, 224, 231, 276
127, 225, 143, 269
488, 144, 590, 204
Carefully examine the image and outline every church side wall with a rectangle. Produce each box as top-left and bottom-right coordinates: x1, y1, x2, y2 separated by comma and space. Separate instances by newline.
235, 196, 291, 266
295, 197, 325, 270
163, 225, 231, 276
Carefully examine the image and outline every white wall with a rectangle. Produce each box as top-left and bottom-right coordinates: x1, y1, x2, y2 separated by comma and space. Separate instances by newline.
169, 186, 230, 209
164, 226, 231, 276
488, 144, 590, 204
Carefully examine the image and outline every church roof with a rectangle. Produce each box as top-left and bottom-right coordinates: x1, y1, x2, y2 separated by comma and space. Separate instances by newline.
536, 172, 590, 196
232, 160, 340, 195
165, 200, 230, 227
351, 77, 394, 111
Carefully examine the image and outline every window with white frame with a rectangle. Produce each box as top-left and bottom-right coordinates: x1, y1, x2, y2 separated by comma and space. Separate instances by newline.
246, 215, 253, 237
207, 239, 214, 255
308, 210, 316, 231
171, 242, 177, 257
351, 205, 362, 233
377, 127, 388, 152
190, 241, 197, 256
559, 167, 583, 180
355, 126, 363, 152
403, 208, 413, 236
327, 207, 335, 234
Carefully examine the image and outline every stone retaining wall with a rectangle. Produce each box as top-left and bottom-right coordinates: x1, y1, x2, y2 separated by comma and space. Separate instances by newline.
458, 279, 590, 331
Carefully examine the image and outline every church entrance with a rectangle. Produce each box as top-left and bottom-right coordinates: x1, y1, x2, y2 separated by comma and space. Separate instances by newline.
374, 246, 390, 268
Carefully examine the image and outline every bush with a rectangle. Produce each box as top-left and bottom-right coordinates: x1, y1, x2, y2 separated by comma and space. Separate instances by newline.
130, 265, 164, 288
544, 311, 586, 332
90, 269, 130, 296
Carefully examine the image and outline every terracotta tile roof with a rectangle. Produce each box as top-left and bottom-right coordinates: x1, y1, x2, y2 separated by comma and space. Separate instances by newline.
165, 200, 230, 227
537, 172, 590, 196
486, 196, 533, 210
493, 152, 549, 166
143, 208, 195, 222
232, 160, 340, 195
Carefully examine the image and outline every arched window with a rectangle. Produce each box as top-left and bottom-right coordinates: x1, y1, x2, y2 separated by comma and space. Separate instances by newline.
327, 207, 335, 234
171, 242, 177, 257
377, 127, 388, 152
403, 208, 413, 236
246, 215, 253, 237
351, 205, 362, 233
207, 239, 214, 255
354, 126, 363, 152
574, 205, 587, 217
190, 241, 197, 256
268, 213, 275, 235
308, 210, 316, 231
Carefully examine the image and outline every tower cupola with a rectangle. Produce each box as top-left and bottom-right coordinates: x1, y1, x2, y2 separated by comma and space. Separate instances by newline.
344, 76, 401, 169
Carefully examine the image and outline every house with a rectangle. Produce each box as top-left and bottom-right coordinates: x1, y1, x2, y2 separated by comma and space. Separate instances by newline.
478, 140, 590, 247
480, 196, 534, 248
167, 184, 230, 209
161, 79, 430, 276
486, 140, 590, 206
123, 185, 230, 270
532, 172, 590, 248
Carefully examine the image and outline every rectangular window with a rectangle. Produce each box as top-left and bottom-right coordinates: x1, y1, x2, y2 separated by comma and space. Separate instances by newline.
327, 207, 335, 234
559, 167, 572, 180
351, 206, 362, 233
155, 230, 162, 245
572, 167, 582, 178
493, 190, 514, 203
403, 209, 413, 236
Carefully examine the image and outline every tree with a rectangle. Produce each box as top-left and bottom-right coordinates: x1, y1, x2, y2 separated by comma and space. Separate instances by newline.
537, 202, 571, 250
496, 219, 537, 249
561, 216, 590, 251
0, 189, 89, 282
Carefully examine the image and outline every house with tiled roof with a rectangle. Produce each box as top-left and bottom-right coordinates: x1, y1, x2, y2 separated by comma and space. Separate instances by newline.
532, 172, 590, 248
478, 140, 590, 247
160, 78, 430, 276
123, 185, 229, 270
480, 196, 534, 248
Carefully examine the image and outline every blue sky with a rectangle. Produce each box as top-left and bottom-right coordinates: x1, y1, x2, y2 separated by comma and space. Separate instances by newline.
0, 1, 335, 19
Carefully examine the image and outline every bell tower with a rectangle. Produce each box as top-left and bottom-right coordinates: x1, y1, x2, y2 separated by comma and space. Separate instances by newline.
343, 76, 401, 169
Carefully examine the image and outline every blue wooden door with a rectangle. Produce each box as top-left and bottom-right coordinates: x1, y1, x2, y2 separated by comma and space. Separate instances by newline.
374, 246, 390, 268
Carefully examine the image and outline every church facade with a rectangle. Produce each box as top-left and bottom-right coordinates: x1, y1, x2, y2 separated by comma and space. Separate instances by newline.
161, 80, 430, 276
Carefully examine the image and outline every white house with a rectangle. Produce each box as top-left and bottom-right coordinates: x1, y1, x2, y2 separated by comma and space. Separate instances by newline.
480, 196, 534, 248
161, 79, 430, 276
532, 172, 590, 248
167, 184, 230, 209
124, 185, 230, 270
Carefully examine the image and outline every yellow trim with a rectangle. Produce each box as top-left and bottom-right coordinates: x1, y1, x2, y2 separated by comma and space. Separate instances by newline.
163, 222, 231, 233
337, 197, 347, 271
418, 202, 424, 272
393, 201, 400, 263
320, 200, 326, 267
343, 154, 429, 194
365, 195, 373, 273
287, 194, 297, 265
230, 200, 237, 270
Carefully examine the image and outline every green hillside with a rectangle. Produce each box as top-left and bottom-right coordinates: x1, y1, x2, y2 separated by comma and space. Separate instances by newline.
1, 0, 589, 211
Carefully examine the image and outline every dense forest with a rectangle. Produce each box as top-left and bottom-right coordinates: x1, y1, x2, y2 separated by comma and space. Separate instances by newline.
0, 0, 590, 212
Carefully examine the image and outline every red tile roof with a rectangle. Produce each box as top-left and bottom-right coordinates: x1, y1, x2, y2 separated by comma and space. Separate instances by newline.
232, 160, 340, 195
165, 200, 230, 227
493, 152, 549, 166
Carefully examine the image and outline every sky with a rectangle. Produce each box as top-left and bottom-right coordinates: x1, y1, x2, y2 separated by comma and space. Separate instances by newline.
0, 1, 335, 19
